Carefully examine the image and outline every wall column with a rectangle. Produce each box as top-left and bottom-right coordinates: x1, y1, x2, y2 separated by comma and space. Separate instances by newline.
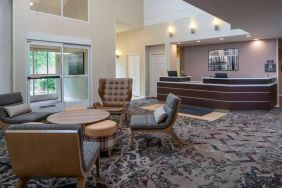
0, 0, 12, 94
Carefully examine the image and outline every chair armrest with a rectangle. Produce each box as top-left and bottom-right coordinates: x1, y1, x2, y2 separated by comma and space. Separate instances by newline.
93, 102, 130, 112
0, 120, 7, 128
93, 102, 102, 109
123, 102, 130, 109
122, 102, 130, 113
7, 124, 82, 131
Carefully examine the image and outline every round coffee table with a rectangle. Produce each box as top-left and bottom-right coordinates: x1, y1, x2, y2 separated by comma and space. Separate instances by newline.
47, 109, 110, 125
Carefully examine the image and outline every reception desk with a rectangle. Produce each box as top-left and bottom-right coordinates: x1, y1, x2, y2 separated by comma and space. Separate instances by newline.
157, 77, 277, 110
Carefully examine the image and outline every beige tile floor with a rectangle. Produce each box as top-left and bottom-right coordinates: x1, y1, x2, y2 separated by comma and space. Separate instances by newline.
141, 103, 228, 122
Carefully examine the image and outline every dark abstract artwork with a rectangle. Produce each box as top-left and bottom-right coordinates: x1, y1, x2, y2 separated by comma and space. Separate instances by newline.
265, 60, 276, 72
209, 48, 239, 71
68, 52, 84, 75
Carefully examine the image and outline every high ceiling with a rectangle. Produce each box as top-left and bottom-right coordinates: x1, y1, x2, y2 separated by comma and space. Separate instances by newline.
144, 0, 204, 26
184, 0, 282, 39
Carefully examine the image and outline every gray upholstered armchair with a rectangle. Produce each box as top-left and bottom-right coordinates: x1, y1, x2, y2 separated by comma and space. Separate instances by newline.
0, 92, 51, 126
5, 124, 100, 188
130, 93, 182, 147
93, 78, 132, 126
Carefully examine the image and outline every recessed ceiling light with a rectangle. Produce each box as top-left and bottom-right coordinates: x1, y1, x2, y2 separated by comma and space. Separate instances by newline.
220, 38, 224, 40
246, 35, 251, 38
196, 40, 201, 43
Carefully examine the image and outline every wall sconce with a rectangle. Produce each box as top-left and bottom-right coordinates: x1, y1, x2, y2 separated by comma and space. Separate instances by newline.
115, 50, 121, 58
30, 0, 34, 7
168, 26, 175, 37
190, 21, 196, 34
213, 17, 220, 31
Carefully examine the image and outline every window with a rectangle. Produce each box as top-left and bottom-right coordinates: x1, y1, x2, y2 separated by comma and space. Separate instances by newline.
30, 79, 57, 96
29, 50, 57, 75
30, 0, 88, 21
63, 0, 88, 21
29, 46, 62, 103
30, 0, 61, 16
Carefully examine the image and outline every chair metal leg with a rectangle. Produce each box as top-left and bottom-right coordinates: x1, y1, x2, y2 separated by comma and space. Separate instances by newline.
95, 156, 100, 177
125, 112, 128, 126
119, 114, 123, 127
131, 131, 135, 145
167, 129, 182, 148
77, 177, 86, 188
16, 177, 29, 188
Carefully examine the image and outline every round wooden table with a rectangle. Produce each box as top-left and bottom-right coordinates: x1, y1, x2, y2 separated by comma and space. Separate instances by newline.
47, 109, 110, 125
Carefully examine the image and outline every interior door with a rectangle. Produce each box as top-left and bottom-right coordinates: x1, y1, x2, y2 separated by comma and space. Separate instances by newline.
27, 41, 64, 112
127, 55, 141, 97
150, 52, 166, 97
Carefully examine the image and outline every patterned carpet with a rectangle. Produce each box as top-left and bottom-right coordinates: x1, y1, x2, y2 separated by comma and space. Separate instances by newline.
0, 98, 282, 188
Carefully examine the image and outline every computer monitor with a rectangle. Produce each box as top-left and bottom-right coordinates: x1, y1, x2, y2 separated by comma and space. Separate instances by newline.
168, 71, 178, 77
215, 73, 228, 78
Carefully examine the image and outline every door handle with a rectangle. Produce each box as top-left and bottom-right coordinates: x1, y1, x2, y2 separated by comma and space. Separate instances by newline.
40, 105, 56, 109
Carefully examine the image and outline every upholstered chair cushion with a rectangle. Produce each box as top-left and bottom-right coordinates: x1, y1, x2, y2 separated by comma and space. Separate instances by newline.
98, 78, 132, 107
0, 92, 23, 106
163, 93, 181, 125
4, 104, 32, 117
154, 106, 167, 124
93, 104, 125, 113
131, 114, 168, 130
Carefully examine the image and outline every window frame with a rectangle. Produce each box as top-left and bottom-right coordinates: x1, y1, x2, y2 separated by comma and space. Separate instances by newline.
26, 40, 92, 110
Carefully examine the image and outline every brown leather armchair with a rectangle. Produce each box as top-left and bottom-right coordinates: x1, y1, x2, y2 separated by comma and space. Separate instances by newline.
5, 124, 100, 188
93, 78, 132, 126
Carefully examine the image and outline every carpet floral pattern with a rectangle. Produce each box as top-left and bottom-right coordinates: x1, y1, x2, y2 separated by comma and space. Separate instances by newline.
0, 98, 281, 188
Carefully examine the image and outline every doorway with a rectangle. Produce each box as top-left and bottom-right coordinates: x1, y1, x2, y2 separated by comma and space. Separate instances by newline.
27, 41, 91, 112
127, 54, 141, 97
150, 52, 166, 97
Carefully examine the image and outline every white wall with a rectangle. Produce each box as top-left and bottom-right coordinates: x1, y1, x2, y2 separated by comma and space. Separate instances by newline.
13, 0, 142, 102
279, 39, 282, 97
116, 0, 144, 32
181, 39, 277, 81
0, 0, 12, 94
144, 0, 205, 26
116, 56, 127, 78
